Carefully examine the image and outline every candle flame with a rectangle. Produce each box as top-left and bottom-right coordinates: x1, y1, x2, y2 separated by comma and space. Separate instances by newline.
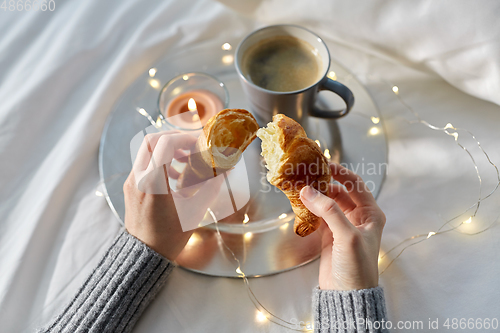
188, 98, 197, 111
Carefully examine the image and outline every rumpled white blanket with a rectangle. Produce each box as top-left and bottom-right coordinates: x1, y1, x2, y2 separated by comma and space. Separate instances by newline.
221, 0, 500, 107
1, 1, 499, 332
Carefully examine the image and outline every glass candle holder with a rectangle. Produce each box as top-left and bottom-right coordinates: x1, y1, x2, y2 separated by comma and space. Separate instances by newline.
158, 72, 229, 131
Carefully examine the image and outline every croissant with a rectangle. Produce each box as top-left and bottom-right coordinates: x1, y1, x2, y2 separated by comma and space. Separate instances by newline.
257, 114, 331, 237
177, 109, 259, 189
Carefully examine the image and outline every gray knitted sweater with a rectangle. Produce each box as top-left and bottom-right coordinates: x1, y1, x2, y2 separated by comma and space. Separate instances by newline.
38, 230, 388, 332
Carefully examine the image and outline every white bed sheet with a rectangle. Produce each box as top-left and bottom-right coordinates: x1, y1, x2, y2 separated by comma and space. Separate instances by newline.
1, 1, 499, 332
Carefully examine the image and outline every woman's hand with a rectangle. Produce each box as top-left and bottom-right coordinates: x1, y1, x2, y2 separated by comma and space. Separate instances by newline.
123, 131, 222, 262
300, 163, 386, 291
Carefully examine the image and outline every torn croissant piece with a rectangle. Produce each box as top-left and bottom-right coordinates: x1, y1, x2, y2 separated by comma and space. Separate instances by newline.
257, 114, 331, 237
177, 109, 259, 189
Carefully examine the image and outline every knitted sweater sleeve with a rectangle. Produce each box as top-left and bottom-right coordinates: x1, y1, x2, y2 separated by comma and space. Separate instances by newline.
313, 286, 390, 333
37, 230, 174, 333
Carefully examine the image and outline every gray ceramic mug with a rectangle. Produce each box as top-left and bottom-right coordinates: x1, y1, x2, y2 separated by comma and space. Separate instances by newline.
235, 25, 354, 127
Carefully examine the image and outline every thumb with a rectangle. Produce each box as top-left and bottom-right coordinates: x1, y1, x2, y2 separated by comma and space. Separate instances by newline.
300, 186, 357, 240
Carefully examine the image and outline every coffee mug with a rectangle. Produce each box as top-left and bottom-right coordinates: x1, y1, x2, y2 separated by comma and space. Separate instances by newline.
235, 25, 354, 127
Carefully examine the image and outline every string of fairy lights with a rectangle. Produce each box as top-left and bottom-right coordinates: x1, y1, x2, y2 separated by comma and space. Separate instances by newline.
345, 73, 500, 276
95, 42, 500, 331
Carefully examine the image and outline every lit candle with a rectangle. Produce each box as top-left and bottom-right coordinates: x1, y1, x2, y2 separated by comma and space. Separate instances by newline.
165, 90, 223, 130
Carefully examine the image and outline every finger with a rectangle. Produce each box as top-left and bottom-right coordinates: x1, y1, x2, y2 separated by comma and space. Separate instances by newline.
133, 135, 155, 172
174, 149, 190, 163
133, 131, 181, 172
318, 221, 333, 244
147, 133, 197, 173
328, 183, 357, 214
300, 186, 358, 239
144, 130, 184, 152
330, 163, 376, 206
137, 164, 171, 195
168, 165, 181, 179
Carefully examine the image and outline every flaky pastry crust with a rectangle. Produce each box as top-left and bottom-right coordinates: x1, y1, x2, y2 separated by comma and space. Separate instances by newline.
177, 109, 259, 189
257, 114, 331, 237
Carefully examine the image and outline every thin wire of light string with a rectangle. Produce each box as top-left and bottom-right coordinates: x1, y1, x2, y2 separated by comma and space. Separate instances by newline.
207, 207, 310, 332
340, 74, 500, 275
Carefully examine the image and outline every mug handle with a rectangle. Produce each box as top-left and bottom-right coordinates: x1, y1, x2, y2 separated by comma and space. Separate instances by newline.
310, 78, 354, 118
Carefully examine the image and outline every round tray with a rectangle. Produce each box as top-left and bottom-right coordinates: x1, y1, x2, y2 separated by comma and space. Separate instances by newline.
99, 35, 387, 277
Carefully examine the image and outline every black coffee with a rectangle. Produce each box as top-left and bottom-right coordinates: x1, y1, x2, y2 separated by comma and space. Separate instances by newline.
242, 36, 321, 92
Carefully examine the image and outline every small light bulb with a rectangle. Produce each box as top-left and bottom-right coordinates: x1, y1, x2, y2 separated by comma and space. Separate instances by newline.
156, 116, 163, 128
256, 311, 267, 322
427, 231, 436, 239
149, 79, 160, 89
369, 127, 380, 135
182, 75, 189, 81
222, 43, 232, 51
463, 217, 472, 224
138, 108, 148, 116
244, 232, 253, 240
371, 116, 380, 124
148, 68, 157, 77
95, 190, 103, 197
324, 149, 331, 159
327, 71, 337, 80
243, 214, 250, 224
444, 123, 454, 130
222, 55, 234, 64
278, 213, 287, 219
392, 86, 399, 94
236, 267, 243, 275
